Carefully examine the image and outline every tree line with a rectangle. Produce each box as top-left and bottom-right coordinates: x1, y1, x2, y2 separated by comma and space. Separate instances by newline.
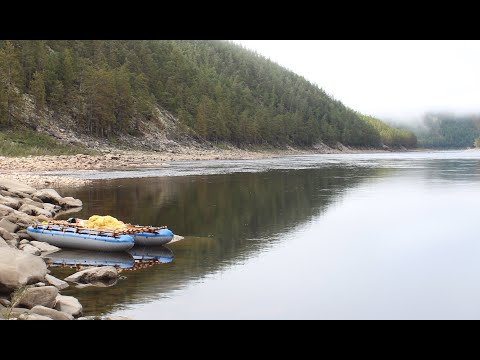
0, 40, 416, 148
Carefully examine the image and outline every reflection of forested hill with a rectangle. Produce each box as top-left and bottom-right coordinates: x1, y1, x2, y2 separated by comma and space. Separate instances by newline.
55, 167, 388, 315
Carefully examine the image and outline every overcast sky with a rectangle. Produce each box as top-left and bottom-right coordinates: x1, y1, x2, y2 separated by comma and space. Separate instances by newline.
233, 40, 480, 122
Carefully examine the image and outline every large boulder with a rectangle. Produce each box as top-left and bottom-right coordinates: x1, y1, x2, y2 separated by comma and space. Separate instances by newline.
32, 189, 63, 205
30, 305, 73, 320
45, 274, 69, 290
17, 286, 58, 309
0, 196, 21, 210
0, 247, 48, 293
0, 178, 36, 195
58, 197, 83, 209
0, 218, 19, 233
64, 266, 119, 284
55, 295, 82, 317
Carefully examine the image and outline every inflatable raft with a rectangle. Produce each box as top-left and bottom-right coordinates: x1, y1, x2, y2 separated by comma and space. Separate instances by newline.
27, 225, 135, 252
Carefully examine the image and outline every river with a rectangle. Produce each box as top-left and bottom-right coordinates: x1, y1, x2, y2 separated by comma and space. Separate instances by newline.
49, 150, 480, 319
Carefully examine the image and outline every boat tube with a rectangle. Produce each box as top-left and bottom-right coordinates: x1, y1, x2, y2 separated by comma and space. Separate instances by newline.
133, 229, 175, 246
27, 225, 135, 252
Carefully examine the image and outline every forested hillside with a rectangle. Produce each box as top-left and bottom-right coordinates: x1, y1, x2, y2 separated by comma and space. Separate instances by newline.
413, 114, 480, 148
0, 40, 415, 149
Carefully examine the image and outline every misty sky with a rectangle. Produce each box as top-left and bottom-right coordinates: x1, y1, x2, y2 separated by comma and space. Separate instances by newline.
233, 40, 480, 122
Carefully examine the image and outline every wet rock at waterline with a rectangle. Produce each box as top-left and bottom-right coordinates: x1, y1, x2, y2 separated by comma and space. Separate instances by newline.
64, 266, 119, 284
45, 274, 69, 290
55, 295, 83, 317
58, 197, 83, 209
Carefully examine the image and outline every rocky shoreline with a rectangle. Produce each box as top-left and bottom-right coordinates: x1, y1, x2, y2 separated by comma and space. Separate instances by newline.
0, 178, 129, 320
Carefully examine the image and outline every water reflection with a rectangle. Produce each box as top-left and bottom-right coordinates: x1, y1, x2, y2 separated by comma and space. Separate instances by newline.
46, 247, 174, 269
129, 246, 174, 264
52, 166, 388, 315
46, 250, 135, 269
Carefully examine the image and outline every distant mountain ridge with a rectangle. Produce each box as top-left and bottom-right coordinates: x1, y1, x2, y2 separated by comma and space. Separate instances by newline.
0, 40, 416, 150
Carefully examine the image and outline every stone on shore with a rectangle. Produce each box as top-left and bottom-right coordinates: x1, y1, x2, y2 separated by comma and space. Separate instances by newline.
30, 241, 60, 253
0, 227, 15, 241
19, 244, 41, 256
0, 196, 21, 210
45, 274, 69, 290
0, 237, 8, 248
0, 228, 15, 241
58, 197, 83, 209
17, 286, 58, 309
0, 204, 14, 218
55, 295, 82, 317
30, 305, 73, 320
103, 316, 133, 320
20, 198, 45, 209
32, 189, 63, 205
5, 212, 36, 230
0, 218, 19, 233
65, 266, 119, 284
0, 247, 47, 293
0, 297, 11, 307
0, 178, 36, 195
18, 204, 52, 218
18, 313, 53, 320
42, 203, 58, 214
6, 240, 18, 248
1, 307, 29, 319
16, 229, 32, 240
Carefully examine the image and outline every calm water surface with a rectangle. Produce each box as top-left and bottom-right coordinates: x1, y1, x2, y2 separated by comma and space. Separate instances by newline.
51, 151, 480, 319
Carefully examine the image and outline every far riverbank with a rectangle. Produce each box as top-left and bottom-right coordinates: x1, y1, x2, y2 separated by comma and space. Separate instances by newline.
0, 145, 398, 187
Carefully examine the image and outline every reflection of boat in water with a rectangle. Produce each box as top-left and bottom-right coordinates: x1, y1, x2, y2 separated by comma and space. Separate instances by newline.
44, 249, 135, 269
129, 246, 174, 264
27, 225, 134, 252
